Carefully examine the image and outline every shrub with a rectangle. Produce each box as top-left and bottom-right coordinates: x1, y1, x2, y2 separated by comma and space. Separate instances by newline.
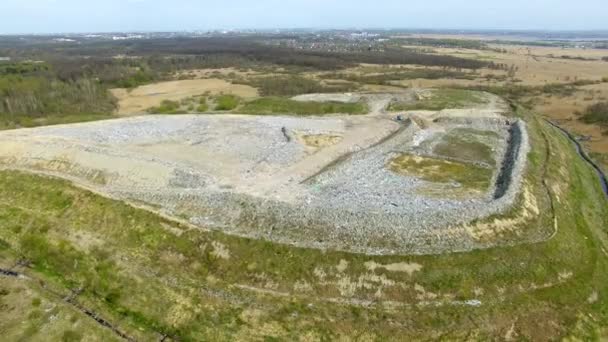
147, 100, 182, 114
215, 95, 240, 111
31, 298, 41, 307
195, 97, 209, 112
324, 69, 475, 85
239, 75, 358, 96
0, 238, 9, 250
571, 79, 598, 86
0, 76, 116, 117
580, 102, 608, 126
114, 70, 155, 89
240, 97, 368, 115
61, 330, 83, 342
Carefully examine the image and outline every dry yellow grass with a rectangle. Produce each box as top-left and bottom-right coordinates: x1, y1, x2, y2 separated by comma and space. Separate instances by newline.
174, 67, 261, 79
533, 82, 608, 153
422, 46, 608, 85
110, 78, 258, 115
297, 133, 343, 150
393, 33, 541, 41
360, 84, 411, 93
490, 44, 608, 60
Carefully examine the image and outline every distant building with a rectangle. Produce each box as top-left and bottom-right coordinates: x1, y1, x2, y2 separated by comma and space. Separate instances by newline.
112, 35, 144, 41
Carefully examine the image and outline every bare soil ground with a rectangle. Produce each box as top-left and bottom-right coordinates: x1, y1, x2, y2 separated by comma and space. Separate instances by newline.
110, 78, 259, 115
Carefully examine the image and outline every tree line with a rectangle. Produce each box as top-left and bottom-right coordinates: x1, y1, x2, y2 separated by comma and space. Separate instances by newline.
0, 35, 500, 128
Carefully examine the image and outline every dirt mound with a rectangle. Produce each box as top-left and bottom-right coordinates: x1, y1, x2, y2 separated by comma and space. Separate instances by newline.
0, 91, 531, 255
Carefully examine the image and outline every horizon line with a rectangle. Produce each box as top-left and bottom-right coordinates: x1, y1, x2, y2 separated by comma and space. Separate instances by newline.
2, 27, 608, 37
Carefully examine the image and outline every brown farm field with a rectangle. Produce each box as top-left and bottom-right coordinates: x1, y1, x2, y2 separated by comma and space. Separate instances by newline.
424, 45, 608, 85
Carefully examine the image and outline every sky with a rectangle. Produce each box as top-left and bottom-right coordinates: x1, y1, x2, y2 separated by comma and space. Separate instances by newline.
1, 0, 607, 34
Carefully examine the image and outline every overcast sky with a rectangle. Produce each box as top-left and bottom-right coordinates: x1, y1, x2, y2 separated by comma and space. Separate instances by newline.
1, 0, 607, 34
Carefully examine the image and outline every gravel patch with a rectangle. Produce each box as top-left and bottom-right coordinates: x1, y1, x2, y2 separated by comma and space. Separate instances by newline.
0, 98, 531, 255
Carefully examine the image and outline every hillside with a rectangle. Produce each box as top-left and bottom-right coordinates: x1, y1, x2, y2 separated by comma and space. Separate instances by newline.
1, 104, 607, 340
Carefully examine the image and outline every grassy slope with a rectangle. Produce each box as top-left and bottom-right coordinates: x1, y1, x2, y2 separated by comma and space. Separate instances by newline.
240, 97, 369, 115
590, 151, 608, 174
0, 109, 607, 340
389, 88, 488, 111
433, 128, 498, 166
0, 114, 116, 131
145, 96, 368, 116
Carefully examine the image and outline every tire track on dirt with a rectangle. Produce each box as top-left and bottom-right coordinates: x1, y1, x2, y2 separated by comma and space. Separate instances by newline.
300, 122, 409, 184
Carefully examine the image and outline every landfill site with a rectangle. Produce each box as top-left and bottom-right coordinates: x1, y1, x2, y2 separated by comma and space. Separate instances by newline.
0, 90, 530, 254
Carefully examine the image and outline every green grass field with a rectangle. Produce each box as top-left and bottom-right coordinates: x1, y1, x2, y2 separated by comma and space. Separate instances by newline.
389, 88, 489, 111
146, 100, 186, 114
0, 114, 116, 130
433, 128, 499, 166
214, 94, 241, 111
388, 153, 494, 191
240, 97, 369, 115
